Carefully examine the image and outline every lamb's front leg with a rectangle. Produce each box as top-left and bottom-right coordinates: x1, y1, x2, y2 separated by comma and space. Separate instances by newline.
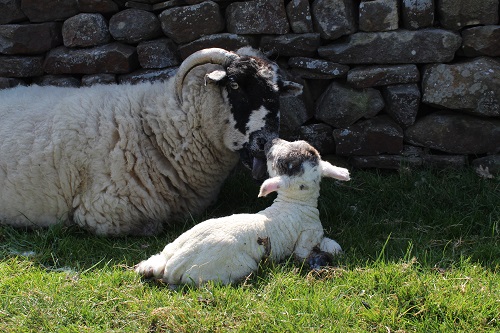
293, 229, 325, 260
135, 252, 168, 278
306, 237, 342, 270
319, 237, 342, 255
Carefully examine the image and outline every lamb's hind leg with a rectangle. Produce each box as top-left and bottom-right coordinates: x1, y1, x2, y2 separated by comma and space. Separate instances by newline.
135, 253, 168, 278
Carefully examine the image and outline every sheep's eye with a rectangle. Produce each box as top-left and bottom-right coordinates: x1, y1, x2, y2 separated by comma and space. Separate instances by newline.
229, 82, 239, 90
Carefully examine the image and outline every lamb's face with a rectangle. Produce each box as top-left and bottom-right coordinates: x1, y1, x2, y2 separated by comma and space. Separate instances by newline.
258, 139, 350, 198
266, 139, 322, 192
220, 56, 302, 180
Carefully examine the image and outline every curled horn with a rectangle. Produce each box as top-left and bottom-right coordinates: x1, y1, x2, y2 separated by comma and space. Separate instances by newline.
175, 48, 240, 105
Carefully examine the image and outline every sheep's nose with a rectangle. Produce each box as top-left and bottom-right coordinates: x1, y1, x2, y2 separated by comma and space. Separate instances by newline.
256, 137, 266, 151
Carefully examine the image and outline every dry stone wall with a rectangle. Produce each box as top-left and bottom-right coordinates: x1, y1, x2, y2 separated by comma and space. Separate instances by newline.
0, 0, 499, 172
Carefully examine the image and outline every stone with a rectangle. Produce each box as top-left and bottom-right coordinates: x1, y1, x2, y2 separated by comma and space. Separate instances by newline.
333, 115, 404, 156
21, 0, 79, 23
62, 13, 111, 48
382, 84, 420, 128
44, 43, 139, 74
226, 0, 289, 34
298, 123, 336, 155
401, 144, 425, 158
304, 79, 332, 102
0, 0, 26, 24
118, 67, 177, 84
352, 149, 468, 170
422, 57, 500, 117
110, 9, 162, 44
347, 64, 420, 88
0, 77, 25, 89
77, 0, 119, 14
124, 1, 153, 11
131, 0, 181, 5
438, 0, 499, 30
260, 34, 321, 57
129, 0, 165, 4
288, 57, 350, 78
472, 155, 500, 175
159, 1, 225, 44
289, 69, 347, 80
405, 111, 500, 154
359, 0, 399, 32
81, 73, 117, 86
0, 23, 62, 55
422, 155, 467, 169
350, 155, 422, 169
401, 0, 434, 29
318, 29, 462, 64
177, 34, 257, 60
286, 0, 314, 33
316, 81, 384, 128
461, 26, 500, 57
0, 55, 44, 77
311, 0, 357, 40
152, 0, 191, 11
280, 94, 312, 131
137, 38, 179, 69
32, 75, 80, 87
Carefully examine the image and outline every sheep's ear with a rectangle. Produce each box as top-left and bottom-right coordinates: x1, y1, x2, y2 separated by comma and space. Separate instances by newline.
258, 176, 282, 197
320, 161, 350, 181
280, 80, 303, 97
205, 70, 226, 84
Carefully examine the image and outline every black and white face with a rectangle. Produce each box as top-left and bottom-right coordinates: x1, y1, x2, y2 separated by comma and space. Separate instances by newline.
219, 56, 302, 180
258, 138, 350, 198
265, 139, 320, 179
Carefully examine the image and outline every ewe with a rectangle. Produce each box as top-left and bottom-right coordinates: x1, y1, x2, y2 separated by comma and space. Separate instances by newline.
0, 47, 301, 236
135, 138, 350, 286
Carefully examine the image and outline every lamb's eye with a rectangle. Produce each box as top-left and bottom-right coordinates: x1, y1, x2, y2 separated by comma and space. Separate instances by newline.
229, 82, 239, 90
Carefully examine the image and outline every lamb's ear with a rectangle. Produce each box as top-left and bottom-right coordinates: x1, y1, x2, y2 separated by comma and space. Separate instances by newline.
258, 176, 282, 197
320, 160, 350, 181
205, 70, 226, 85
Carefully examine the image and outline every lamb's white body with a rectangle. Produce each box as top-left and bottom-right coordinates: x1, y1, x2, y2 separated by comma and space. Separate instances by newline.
0, 48, 301, 236
135, 139, 350, 285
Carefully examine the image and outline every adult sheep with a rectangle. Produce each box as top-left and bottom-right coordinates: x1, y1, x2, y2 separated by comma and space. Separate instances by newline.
0, 47, 302, 236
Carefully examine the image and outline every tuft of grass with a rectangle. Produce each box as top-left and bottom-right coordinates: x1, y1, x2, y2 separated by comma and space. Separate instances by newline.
0, 167, 499, 332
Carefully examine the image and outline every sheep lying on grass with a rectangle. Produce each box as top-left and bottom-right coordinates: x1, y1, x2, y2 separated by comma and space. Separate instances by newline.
135, 138, 350, 286
0, 47, 302, 236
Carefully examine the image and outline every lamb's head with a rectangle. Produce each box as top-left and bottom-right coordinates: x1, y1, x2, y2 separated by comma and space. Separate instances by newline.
174, 47, 303, 180
258, 139, 350, 199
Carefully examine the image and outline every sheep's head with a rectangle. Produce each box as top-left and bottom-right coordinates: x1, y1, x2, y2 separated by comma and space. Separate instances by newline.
175, 48, 302, 180
258, 139, 350, 198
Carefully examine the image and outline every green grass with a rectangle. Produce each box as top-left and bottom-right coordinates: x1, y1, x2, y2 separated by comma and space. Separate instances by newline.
1, 167, 499, 332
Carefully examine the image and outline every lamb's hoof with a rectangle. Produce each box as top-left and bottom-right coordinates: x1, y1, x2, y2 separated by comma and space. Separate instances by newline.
307, 248, 334, 270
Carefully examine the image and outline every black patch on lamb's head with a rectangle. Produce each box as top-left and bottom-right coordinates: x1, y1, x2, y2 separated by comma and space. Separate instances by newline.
267, 139, 320, 177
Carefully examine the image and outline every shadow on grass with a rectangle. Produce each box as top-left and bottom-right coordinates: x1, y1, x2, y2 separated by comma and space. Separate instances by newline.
1, 167, 499, 275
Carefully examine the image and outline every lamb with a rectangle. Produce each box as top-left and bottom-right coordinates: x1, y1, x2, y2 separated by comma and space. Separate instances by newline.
135, 138, 350, 286
0, 47, 302, 236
